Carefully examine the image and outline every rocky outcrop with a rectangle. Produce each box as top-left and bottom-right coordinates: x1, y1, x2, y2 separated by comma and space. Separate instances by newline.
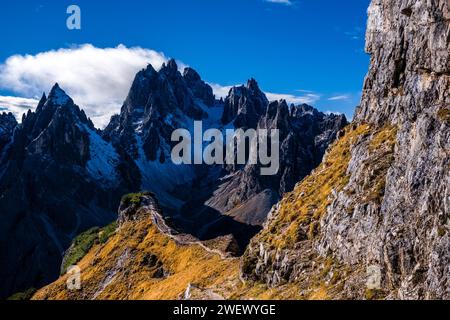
242, 0, 449, 300
205, 100, 347, 227
0, 112, 17, 155
103, 59, 210, 162
356, 0, 449, 125
183, 67, 215, 107
222, 79, 269, 129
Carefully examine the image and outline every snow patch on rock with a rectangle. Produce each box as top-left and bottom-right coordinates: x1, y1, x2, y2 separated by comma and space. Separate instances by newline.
84, 125, 120, 186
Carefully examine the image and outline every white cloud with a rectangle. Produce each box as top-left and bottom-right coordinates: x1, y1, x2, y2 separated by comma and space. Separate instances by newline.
328, 95, 350, 101
266, 93, 320, 105
324, 110, 344, 116
265, 0, 293, 5
0, 96, 39, 120
209, 84, 233, 99
210, 83, 320, 106
0, 44, 322, 129
0, 44, 174, 128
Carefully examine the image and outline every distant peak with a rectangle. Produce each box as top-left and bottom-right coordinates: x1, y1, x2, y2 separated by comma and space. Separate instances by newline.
48, 83, 72, 106
167, 58, 178, 70
246, 78, 260, 91
144, 63, 157, 74
183, 67, 201, 81
160, 59, 179, 76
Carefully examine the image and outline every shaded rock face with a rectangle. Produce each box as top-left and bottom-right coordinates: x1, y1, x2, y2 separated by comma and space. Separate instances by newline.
207, 100, 347, 228
183, 67, 215, 107
221, 79, 269, 129
356, 0, 450, 125
0, 60, 346, 298
242, 0, 449, 300
259, 101, 347, 196
0, 85, 138, 298
0, 112, 17, 154
103, 59, 212, 162
102, 65, 347, 254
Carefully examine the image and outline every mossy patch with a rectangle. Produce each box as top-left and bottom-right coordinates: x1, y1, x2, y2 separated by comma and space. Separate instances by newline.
437, 107, 450, 124
7, 288, 36, 300
365, 288, 385, 300
121, 191, 153, 207
60, 222, 117, 275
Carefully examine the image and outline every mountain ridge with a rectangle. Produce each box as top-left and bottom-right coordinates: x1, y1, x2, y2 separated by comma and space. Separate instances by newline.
0, 62, 345, 298
31, 0, 449, 300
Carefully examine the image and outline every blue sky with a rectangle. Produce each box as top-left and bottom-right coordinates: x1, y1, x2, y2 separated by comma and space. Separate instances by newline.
0, 0, 370, 125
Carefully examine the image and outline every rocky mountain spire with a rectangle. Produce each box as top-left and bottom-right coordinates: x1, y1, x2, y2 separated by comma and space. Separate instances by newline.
104, 60, 211, 161
183, 67, 215, 106
222, 78, 269, 129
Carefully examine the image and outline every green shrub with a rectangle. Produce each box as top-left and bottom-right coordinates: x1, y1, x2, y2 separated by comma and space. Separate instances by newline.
7, 288, 36, 300
437, 108, 450, 124
60, 222, 117, 275
121, 191, 153, 207
99, 222, 118, 244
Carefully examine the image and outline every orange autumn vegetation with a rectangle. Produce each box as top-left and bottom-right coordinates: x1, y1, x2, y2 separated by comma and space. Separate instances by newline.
34, 124, 398, 300
33, 207, 241, 300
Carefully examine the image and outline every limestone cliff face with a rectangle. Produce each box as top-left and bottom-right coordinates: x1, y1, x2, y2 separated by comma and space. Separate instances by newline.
242, 0, 449, 300
357, 0, 449, 124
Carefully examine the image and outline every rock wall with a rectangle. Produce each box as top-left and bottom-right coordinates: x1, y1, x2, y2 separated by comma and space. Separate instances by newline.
243, 0, 449, 299
320, 0, 450, 299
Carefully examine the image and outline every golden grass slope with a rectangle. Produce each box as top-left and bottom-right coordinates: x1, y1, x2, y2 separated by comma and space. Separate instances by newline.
34, 124, 398, 300
33, 206, 241, 300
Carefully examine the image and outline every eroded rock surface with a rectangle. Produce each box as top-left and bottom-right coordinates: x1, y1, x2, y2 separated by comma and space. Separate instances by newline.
243, 0, 449, 299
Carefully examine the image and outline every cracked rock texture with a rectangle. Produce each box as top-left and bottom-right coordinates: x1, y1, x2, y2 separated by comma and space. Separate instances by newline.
243, 0, 449, 299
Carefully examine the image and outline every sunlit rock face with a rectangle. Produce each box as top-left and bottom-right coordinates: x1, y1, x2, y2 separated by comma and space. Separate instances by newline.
242, 0, 449, 300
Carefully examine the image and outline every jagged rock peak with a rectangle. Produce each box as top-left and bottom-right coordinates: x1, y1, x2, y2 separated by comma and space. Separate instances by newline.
266, 99, 289, 119
0, 112, 17, 128
183, 67, 215, 106
47, 83, 73, 106
141, 63, 158, 77
246, 78, 261, 92
183, 67, 201, 81
160, 58, 179, 75
222, 78, 269, 128
167, 58, 178, 69
290, 103, 320, 118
